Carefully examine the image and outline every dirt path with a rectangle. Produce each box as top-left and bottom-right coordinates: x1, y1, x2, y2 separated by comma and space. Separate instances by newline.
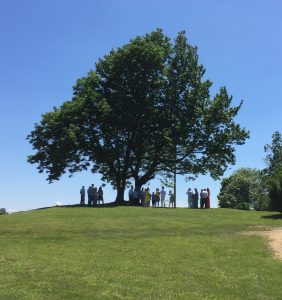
243, 227, 282, 261
265, 228, 282, 261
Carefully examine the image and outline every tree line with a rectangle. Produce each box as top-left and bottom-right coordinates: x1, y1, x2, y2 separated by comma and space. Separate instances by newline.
27, 29, 248, 204
218, 131, 282, 212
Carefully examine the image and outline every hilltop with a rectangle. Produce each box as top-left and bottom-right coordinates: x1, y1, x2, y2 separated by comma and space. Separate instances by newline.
0, 207, 282, 299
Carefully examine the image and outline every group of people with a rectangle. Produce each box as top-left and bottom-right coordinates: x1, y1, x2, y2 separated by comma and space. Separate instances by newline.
80, 185, 104, 206
186, 188, 211, 209
128, 186, 175, 207
80, 185, 211, 208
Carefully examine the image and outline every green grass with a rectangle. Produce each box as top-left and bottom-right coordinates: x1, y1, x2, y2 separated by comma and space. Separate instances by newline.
0, 207, 282, 300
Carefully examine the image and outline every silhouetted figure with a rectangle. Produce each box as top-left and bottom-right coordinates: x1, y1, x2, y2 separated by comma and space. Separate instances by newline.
206, 188, 211, 208
87, 185, 92, 205
93, 187, 98, 206
155, 188, 160, 207
193, 188, 199, 208
140, 188, 145, 206
160, 187, 166, 207
169, 191, 175, 208
98, 187, 104, 206
201, 189, 208, 208
186, 188, 193, 208
128, 186, 134, 204
88, 184, 95, 206
133, 188, 140, 206
80, 186, 85, 205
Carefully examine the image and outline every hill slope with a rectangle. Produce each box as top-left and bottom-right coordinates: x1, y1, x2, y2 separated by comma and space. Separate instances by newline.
0, 207, 282, 299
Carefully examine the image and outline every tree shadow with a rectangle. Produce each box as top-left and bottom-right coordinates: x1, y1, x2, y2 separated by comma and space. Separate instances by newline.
22, 201, 150, 213
261, 213, 282, 220
31, 201, 135, 211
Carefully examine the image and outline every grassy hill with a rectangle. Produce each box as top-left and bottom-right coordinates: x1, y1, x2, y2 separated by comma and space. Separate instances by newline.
0, 207, 282, 299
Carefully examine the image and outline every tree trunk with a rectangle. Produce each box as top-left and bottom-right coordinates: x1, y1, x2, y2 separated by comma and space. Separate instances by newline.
174, 166, 177, 208
115, 185, 126, 205
134, 178, 142, 190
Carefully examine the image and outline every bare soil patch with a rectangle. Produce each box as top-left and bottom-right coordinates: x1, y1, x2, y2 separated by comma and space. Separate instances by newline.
242, 227, 282, 261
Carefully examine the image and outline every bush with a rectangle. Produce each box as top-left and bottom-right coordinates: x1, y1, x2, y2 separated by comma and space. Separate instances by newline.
218, 168, 269, 210
0, 208, 7, 215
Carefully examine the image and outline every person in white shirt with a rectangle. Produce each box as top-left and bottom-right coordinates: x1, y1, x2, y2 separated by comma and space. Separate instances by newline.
201, 189, 208, 208
160, 187, 166, 207
186, 188, 193, 208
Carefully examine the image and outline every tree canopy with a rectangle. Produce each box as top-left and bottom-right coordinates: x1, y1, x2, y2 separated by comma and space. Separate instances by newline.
263, 131, 282, 211
264, 131, 282, 175
218, 168, 268, 210
0, 208, 7, 215
27, 29, 249, 203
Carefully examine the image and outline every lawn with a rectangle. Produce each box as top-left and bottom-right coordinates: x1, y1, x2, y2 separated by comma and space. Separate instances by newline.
0, 207, 282, 299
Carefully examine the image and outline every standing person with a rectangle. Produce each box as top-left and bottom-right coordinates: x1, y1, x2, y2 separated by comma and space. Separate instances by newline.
87, 185, 92, 206
200, 189, 204, 208
206, 188, 211, 208
98, 186, 104, 206
80, 186, 85, 205
155, 188, 160, 207
193, 188, 199, 208
128, 186, 134, 204
169, 191, 175, 208
201, 189, 208, 209
89, 184, 95, 206
151, 192, 156, 207
140, 188, 145, 206
160, 187, 166, 207
93, 186, 98, 206
133, 188, 140, 206
144, 188, 151, 207
186, 188, 193, 208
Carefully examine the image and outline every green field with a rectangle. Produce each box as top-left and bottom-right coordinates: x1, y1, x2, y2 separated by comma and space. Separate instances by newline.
0, 207, 282, 299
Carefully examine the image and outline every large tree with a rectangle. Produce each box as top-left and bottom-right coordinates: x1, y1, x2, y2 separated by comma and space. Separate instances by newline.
159, 32, 249, 205
263, 131, 282, 211
27, 29, 249, 204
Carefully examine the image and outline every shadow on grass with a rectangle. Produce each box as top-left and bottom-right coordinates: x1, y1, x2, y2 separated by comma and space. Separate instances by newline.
31, 201, 137, 211
26, 202, 178, 213
261, 213, 282, 220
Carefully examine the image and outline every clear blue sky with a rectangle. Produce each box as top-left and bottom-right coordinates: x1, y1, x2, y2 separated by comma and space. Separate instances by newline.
1, 0, 282, 211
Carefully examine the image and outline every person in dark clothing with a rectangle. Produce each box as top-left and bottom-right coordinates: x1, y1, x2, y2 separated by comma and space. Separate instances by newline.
80, 186, 85, 205
140, 188, 145, 206
98, 187, 104, 206
88, 184, 95, 206
133, 188, 140, 206
155, 188, 160, 207
87, 185, 92, 205
151, 192, 156, 207
93, 187, 98, 206
193, 188, 199, 208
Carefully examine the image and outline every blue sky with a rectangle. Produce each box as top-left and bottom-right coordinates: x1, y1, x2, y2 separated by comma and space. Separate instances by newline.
1, 0, 281, 211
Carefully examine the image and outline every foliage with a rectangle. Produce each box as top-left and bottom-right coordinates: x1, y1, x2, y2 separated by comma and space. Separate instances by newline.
266, 166, 282, 212
161, 32, 249, 180
28, 30, 170, 202
263, 131, 282, 212
1, 207, 282, 299
0, 208, 7, 215
27, 29, 249, 203
218, 168, 269, 210
264, 131, 282, 175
